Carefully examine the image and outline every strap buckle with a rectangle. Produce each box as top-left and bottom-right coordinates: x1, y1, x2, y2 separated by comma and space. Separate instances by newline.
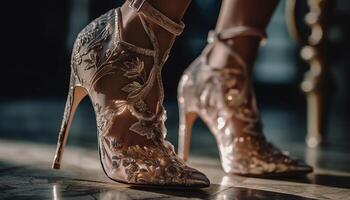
129, 0, 146, 12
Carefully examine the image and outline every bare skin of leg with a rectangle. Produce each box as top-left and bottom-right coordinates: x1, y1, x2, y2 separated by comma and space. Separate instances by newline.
209, 0, 278, 74
208, 0, 279, 137
120, 0, 191, 54
117, 0, 192, 147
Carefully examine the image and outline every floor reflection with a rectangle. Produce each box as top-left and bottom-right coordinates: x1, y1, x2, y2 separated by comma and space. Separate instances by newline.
213, 187, 315, 200
1, 162, 318, 200
53, 184, 59, 200
268, 173, 350, 189
50, 180, 317, 200
99, 191, 132, 200
1, 139, 350, 200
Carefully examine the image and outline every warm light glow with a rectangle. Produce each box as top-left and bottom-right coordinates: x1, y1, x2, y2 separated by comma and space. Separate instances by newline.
53, 184, 59, 200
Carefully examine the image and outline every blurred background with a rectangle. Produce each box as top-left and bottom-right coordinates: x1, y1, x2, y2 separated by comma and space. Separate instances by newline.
1, 0, 350, 171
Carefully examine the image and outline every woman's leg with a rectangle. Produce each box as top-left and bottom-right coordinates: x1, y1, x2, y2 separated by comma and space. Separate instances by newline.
209, 0, 279, 138
120, 0, 192, 54
60, 0, 210, 186
209, 0, 278, 73
177, 0, 312, 176
117, 0, 192, 147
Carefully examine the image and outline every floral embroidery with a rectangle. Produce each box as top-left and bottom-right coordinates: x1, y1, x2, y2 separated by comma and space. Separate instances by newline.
118, 56, 166, 141
121, 57, 146, 80
107, 136, 123, 150
129, 120, 165, 140
129, 100, 154, 120
203, 66, 261, 136
73, 9, 114, 69
69, 8, 208, 186
121, 81, 143, 98
110, 144, 195, 184
113, 100, 128, 115
96, 101, 127, 136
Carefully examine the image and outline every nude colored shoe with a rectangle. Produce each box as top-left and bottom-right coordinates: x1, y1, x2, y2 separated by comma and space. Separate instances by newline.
52, 0, 209, 188
177, 26, 313, 177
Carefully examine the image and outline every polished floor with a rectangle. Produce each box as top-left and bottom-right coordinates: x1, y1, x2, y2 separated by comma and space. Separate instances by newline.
1, 139, 350, 200
1, 100, 350, 199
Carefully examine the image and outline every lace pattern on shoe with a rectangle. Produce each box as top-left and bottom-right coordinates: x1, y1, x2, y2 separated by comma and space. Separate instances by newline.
68, 1, 210, 185
178, 26, 312, 175
202, 26, 266, 136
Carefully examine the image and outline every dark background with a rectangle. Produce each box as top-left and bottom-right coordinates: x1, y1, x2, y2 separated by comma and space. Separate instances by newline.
1, 0, 350, 155
2, 0, 350, 99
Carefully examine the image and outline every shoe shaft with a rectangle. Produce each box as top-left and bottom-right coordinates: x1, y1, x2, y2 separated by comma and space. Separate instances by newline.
52, 6, 210, 187
179, 57, 266, 172
178, 27, 312, 176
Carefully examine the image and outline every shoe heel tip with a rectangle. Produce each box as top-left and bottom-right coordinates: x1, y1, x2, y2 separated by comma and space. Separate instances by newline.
52, 163, 61, 169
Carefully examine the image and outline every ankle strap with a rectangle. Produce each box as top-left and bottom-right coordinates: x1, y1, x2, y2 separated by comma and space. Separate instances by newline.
127, 0, 185, 36
202, 26, 267, 69
207, 26, 267, 45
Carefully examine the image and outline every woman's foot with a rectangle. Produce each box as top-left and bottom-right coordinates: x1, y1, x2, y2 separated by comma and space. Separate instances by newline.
53, 0, 209, 187
177, 26, 313, 176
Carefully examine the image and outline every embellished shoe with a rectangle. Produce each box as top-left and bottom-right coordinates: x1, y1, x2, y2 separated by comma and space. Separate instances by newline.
52, 0, 209, 188
177, 26, 313, 177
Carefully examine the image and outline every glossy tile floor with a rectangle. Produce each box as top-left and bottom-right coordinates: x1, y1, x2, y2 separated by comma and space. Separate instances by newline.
1, 140, 350, 200
1, 100, 350, 199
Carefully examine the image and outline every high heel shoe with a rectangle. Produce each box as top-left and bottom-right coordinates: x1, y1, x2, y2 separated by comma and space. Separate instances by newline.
52, 0, 209, 188
178, 26, 313, 176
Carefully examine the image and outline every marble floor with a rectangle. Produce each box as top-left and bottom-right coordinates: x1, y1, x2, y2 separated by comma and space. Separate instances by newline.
0, 139, 350, 200
1, 100, 350, 199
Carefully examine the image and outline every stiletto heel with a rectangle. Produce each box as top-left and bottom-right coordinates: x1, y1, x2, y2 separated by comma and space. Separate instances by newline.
178, 26, 313, 176
178, 107, 197, 162
52, 74, 88, 169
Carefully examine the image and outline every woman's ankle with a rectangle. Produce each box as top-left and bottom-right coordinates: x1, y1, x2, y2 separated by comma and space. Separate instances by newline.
207, 36, 261, 74
120, 0, 190, 55
209, 0, 278, 72
120, 4, 153, 49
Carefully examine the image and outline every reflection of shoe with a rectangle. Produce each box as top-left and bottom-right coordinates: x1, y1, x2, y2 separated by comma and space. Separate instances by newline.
52, 0, 209, 188
178, 26, 313, 176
